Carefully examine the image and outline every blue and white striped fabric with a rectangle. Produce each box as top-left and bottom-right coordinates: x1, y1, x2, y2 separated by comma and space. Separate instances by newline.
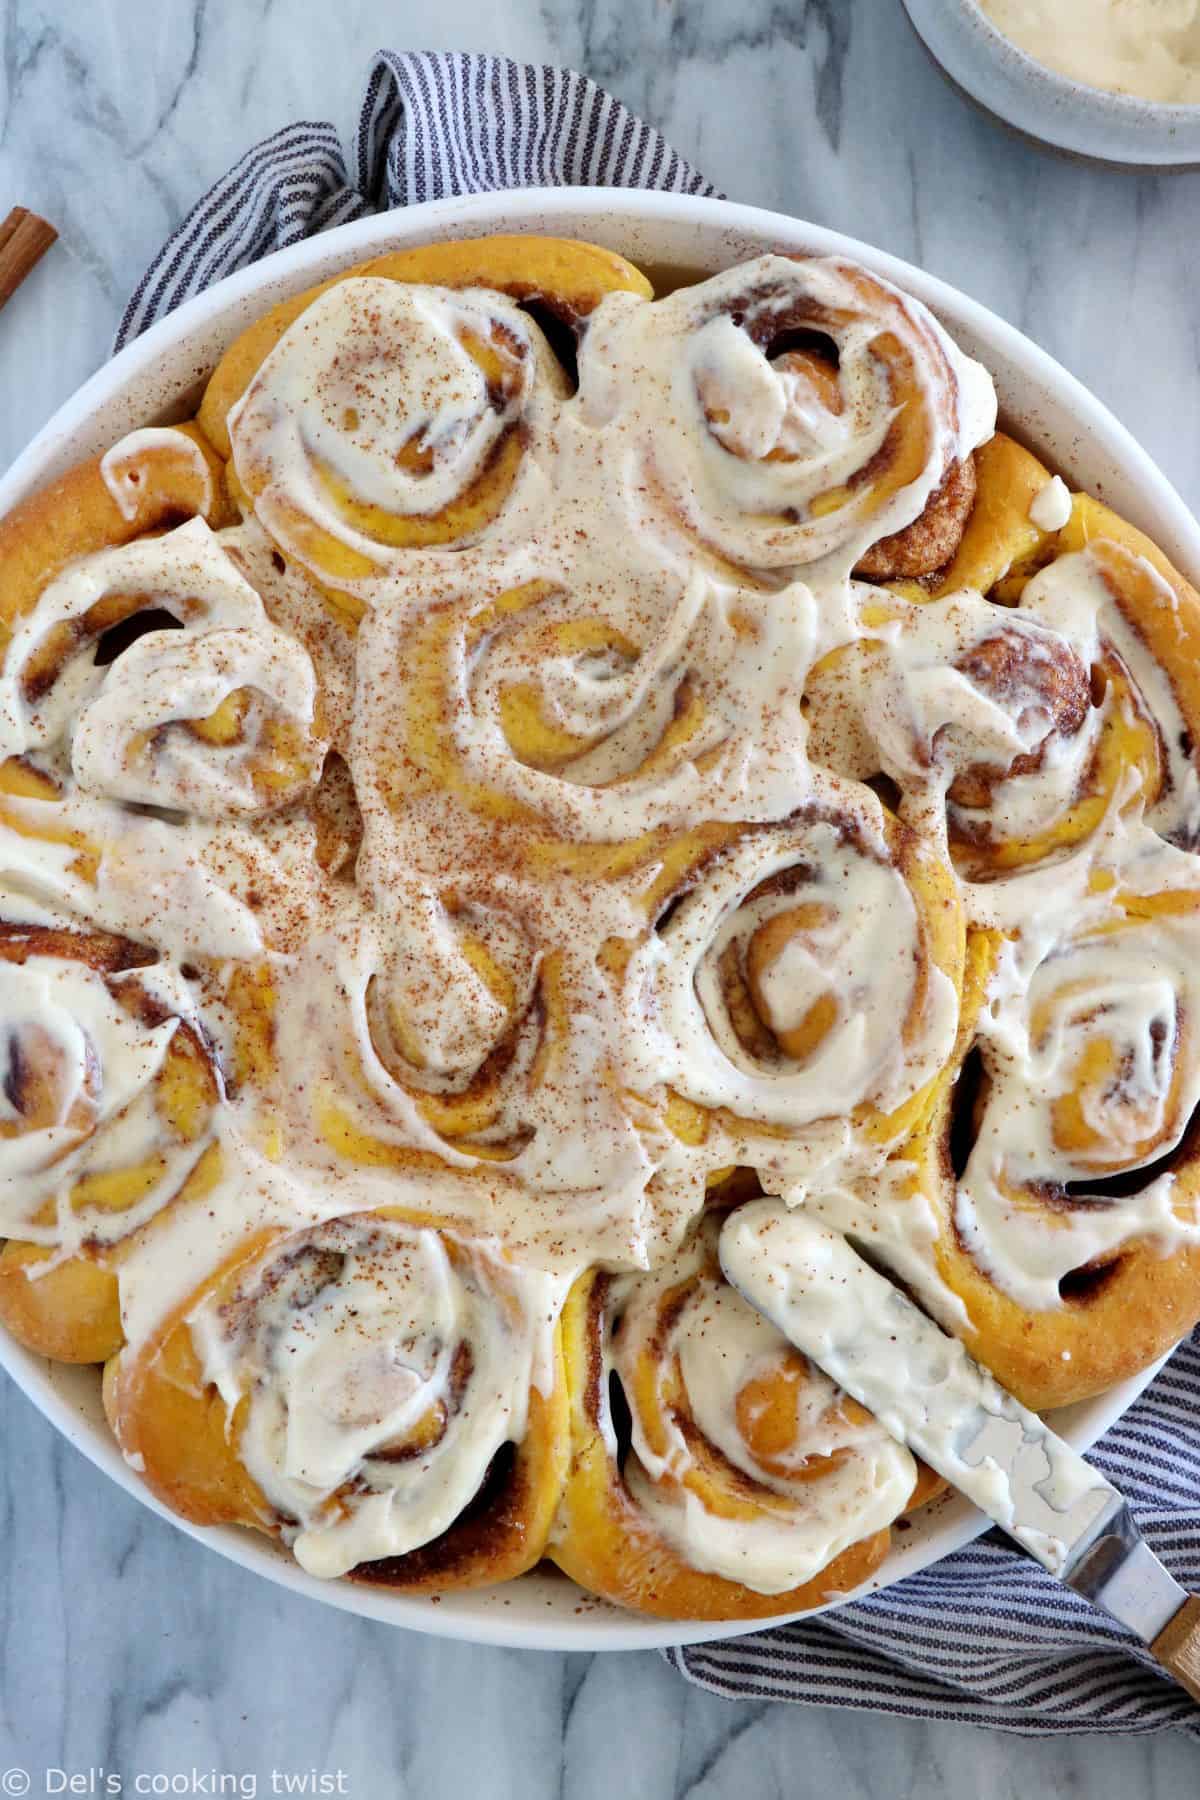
115, 48, 1200, 1736
670, 1331, 1200, 1735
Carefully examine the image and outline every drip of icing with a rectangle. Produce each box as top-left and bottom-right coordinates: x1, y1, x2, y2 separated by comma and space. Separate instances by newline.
1029, 475, 1073, 533
100, 428, 214, 522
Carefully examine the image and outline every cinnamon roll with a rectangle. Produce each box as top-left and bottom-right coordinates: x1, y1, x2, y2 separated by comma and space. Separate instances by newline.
0, 510, 332, 965
621, 791, 963, 1187
104, 1210, 570, 1591
550, 1212, 926, 1619
944, 522, 1199, 876
2, 517, 326, 817
202, 236, 652, 595
868, 889, 1200, 1411
0, 925, 218, 1362
226, 281, 565, 588
805, 437, 1200, 879
577, 253, 995, 577
3, 234, 1200, 1621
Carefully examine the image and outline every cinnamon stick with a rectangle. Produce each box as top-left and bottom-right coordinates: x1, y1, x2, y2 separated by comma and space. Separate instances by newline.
0, 208, 57, 311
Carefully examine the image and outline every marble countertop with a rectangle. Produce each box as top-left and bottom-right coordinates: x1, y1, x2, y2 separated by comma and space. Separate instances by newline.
2, 0, 1200, 1791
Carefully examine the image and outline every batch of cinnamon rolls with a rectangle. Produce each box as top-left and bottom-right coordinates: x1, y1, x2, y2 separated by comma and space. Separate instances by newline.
4, 232, 1200, 1620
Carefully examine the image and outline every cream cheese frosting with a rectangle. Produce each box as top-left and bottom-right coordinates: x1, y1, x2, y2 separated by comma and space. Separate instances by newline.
4, 253, 1199, 1590
603, 1218, 916, 1594
189, 1213, 571, 1579
979, 0, 1200, 106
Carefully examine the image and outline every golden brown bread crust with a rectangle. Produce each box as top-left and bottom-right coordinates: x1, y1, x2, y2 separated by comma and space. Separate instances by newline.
102, 1232, 279, 1528
856, 453, 978, 580
931, 432, 1057, 598
0, 1238, 123, 1364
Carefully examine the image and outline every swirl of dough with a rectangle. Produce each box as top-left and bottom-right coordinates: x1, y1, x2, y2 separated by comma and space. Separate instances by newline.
622, 795, 962, 1182
258, 883, 547, 1179
109, 1211, 571, 1585
228, 279, 567, 587
0, 930, 218, 1257
71, 623, 324, 817
805, 587, 1097, 829
0, 516, 322, 786
578, 254, 995, 576
550, 1215, 917, 1613
360, 879, 543, 1160
956, 875, 1200, 1314
263, 885, 667, 1268
356, 549, 817, 847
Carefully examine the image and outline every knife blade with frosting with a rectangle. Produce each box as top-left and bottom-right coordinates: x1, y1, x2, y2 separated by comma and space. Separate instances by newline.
719, 1198, 1200, 1702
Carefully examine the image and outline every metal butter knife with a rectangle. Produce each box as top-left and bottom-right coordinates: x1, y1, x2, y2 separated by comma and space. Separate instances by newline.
718, 1198, 1200, 1703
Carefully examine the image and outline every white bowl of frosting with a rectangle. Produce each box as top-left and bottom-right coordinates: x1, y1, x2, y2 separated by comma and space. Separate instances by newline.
2, 187, 1198, 1651
903, 0, 1200, 165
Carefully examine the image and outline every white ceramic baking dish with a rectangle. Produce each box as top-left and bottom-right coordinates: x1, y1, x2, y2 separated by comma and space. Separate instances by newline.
1, 188, 1195, 1652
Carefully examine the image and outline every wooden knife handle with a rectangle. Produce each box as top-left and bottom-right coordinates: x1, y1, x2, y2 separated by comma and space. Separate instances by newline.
1151, 1595, 1200, 1703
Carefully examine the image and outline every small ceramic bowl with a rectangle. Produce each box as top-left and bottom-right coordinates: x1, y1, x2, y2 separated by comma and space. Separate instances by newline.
902, 0, 1200, 167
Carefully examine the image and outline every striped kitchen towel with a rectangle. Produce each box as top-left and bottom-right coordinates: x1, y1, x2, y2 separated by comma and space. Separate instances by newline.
115, 48, 1200, 1736
114, 47, 715, 348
